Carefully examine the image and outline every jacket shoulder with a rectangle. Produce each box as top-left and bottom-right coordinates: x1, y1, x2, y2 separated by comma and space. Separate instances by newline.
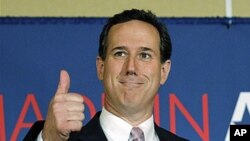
155, 124, 189, 141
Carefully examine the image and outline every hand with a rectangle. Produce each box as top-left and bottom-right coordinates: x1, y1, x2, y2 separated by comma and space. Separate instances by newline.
42, 70, 85, 141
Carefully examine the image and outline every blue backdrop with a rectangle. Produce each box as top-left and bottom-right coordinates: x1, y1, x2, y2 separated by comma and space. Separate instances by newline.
0, 17, 250, 141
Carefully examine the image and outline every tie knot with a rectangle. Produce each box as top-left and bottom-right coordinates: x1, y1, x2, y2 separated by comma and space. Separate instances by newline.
129, 127, 145, 141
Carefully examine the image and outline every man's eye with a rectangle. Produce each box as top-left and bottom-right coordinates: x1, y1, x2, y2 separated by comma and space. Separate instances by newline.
139, 52, 152, 60
114, 51, 127, 57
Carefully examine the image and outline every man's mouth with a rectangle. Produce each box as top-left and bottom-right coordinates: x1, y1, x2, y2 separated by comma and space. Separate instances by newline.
119, 81, 144, 89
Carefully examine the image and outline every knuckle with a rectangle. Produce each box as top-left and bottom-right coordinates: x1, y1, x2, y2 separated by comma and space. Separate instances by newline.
75, 121, 83, 130
79, 104, 85, 112
71, 93, 84, 102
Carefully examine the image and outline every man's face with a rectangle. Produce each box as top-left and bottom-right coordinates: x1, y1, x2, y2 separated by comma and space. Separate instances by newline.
97, 20, 171, 114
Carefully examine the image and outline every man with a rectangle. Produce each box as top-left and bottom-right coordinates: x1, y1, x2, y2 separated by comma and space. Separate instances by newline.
24, 9, 188, 141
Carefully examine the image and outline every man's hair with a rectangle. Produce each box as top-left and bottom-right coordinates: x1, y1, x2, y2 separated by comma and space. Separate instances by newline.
99, 9, 172, 63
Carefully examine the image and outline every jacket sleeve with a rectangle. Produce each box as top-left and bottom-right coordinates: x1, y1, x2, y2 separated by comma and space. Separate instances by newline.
23, 120, 45, 141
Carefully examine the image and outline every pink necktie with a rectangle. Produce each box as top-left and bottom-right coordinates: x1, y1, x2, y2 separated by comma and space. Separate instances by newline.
128, 127, 145, 141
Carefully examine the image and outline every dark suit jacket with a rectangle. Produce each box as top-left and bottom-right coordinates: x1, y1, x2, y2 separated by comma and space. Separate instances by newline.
24, 111, 188, 141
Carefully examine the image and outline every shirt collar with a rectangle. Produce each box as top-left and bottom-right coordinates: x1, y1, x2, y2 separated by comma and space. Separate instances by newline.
100, 107, 157, 141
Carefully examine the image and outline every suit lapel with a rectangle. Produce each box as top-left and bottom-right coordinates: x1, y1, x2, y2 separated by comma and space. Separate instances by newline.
155, 123, 188, 141
155, 123, 169, 141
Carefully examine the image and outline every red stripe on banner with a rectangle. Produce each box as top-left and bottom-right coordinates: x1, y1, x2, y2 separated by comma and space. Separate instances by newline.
169, 93, 209, 141
154, 94, 160, 125
0, 95, 6, 141
82, 95, 96, 118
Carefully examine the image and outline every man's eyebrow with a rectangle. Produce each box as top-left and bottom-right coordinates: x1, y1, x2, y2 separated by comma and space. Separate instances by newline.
111, 46, 126, 52
139, 47, 154, 52
110, 46, 156, 53
139, 47, 157, 55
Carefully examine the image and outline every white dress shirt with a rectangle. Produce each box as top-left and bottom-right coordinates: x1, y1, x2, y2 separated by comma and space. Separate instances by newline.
100, 107, 159, 141
37, 107, 159, 141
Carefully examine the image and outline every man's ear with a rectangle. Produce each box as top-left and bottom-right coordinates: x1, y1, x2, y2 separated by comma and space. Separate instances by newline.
96, 56, 104, 80
160, 60, 171, 85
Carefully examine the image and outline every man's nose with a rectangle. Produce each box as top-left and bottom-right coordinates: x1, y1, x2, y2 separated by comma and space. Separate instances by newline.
124, 56, 137, 75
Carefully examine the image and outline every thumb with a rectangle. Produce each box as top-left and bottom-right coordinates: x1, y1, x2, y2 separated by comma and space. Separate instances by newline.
56, 70, 70, 94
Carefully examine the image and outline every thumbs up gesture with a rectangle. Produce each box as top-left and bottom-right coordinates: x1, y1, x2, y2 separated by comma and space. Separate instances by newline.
42, 70, 85, 141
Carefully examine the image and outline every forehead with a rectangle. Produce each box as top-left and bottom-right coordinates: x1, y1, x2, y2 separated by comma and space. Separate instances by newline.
107, 20, 160, 52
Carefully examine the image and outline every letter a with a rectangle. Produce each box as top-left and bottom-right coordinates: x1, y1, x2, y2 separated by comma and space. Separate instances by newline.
11, 94, 43, 141
234, 129, 241, 136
